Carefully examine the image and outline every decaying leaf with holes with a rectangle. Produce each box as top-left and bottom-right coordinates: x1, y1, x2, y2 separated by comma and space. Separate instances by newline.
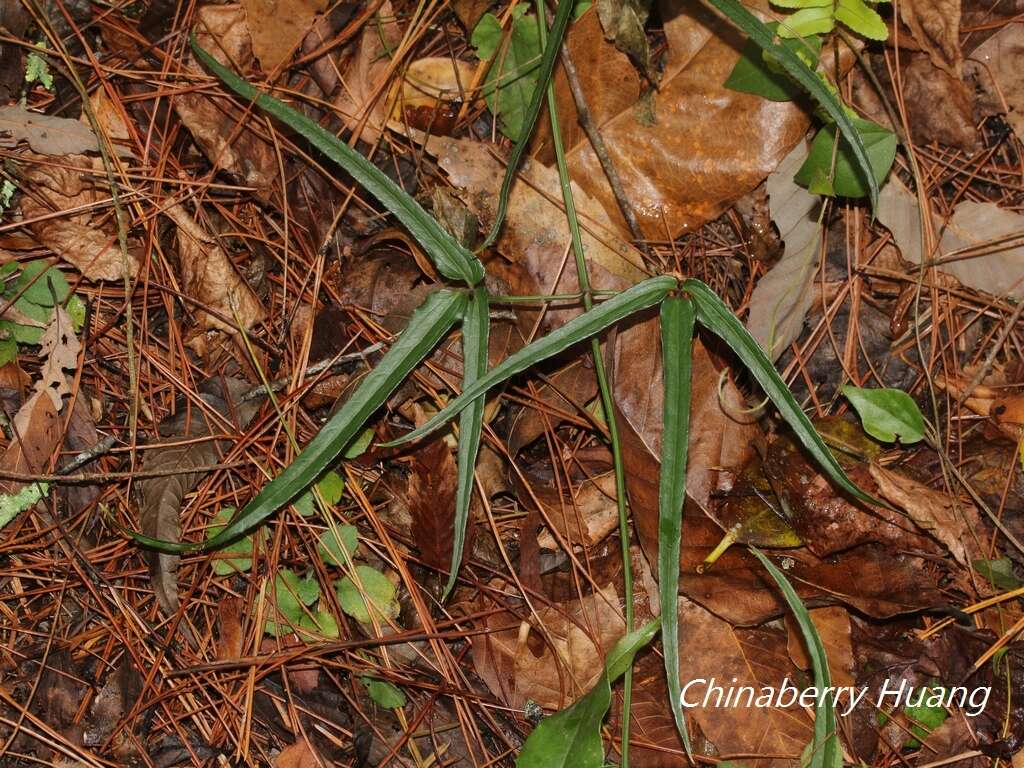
138, 377, 259, 614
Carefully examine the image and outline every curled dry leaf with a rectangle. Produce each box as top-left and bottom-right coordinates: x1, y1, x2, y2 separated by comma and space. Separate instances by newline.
139, 378, 259, 614
548, 0, 810, 238
472, 583, 625, 710
164, 204, 266, 337
175, 5, 278, 200
389, 57, 478, 133
879, 176, 1024, 299
898, 0, 963, 76
677, 597, 813, 768
239, 0, 328, 73
746, 140, 822, 361
18, 154, 141, 281
785, 605, 855, 688
869, 463, 985, 569
532, 471, 620, 550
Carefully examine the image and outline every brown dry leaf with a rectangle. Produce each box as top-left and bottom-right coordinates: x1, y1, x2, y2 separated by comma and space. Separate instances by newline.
508, 357, 599, 454
472, 583, 625, 710
333, 0, 403, 143
610, 651, 688, 767
451, 0, 493, 31
677, 503, 943, 625
175, 5, 278, 200
678, 597, 812, 767
869, 463, 985, 568
0, 307, 80, 496
615, 324, 762, 564
83, 656, 142, 760
899, 0, 963, 76
550, 0, 811, 238
0, 106, 108, 157
534, 471, 619, 549
879, 176, 1024, 299
218, 597, 245, 660
406, 438, 460, 574
19, 155, 142, 281
239, 0, 328, 73
967, 22, 1024, 140
164, 204, 265, 336
273, 741, 321, 768
139, 378, 259, 614
785, 606, 855, 688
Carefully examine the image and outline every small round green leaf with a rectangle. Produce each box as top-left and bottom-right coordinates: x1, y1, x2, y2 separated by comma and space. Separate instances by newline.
842, 385, 926, 444
318, 525, 359, 566
361, 677, 406, 708
335, 566, 399, 623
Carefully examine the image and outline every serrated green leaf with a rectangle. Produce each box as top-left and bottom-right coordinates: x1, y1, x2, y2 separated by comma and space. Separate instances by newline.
841, 385, 925, 444
446, 286, 489, 599
131, 289, 465, 554
336, 565, 399, 623
750, 548, 841, 768
795, 118, 896, 198
725, 24, 823, 101
834, 0, 888, 40
684, 279, 879, 507
658, 297, 695, 759
362, 677, 407, 708
318, 525, 359, 566
707, 0, 880, 209
384, 276, 677, 448
777, 5, 836, 37
515, 618, 660, 768
191, 38, 483, 287
0, 482, 48, 530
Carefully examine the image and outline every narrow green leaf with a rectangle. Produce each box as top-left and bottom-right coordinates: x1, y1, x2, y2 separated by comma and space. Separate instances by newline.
134, 290, 467, 553
841, 385, 926, 444
705, 0, 880, 210
516, 618, 660, 768
445, 287, 489, 599
384, 276, 678, 448
481, 0, 576, 249
190, 37, 483, 287
683, 279, 879, 507
658, 297, 695, 759
750, 547, 841, 768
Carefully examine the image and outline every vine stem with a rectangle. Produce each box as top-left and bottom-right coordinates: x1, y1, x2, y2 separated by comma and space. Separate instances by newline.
536, 2, 636, 763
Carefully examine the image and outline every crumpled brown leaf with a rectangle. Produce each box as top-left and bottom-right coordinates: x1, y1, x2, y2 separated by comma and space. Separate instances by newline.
139, 378, 259, 614
899, 0, 963, 76
471, 583, 625, 710
18, 154, 142, 281
553, 0, 811, 238
164, 203, 265, 337
239, 0, 327, 73
175, 5, 279, 200
0, 106, 113, 157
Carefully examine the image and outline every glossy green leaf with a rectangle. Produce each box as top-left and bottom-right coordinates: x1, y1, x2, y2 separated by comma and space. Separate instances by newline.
725, 24, 823, 102
481, 0, 576, 249
446, 286, 489, 599
841, 385, 925, 444
795, 118, 897, 198
684, 279, 879, 507
336, 565, 400, 623
834, 0, 887, 39
362, 677, 407, 708
658, 297, 695, 759
516, 618, 660, 768
317, 524, 359, 566
706, 0, 880, 209
190, 38, 483, 287
750, 548, 841, 768
384, 276, 677, 448
135, 289, 466, 553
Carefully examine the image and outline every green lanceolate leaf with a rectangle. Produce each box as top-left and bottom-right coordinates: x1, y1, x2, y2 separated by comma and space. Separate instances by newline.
705, 0, 880, 210
841, 385, 926, 444
190, 38, 483, 287
750, 548, 841, 768
658, 296, 695, 759
446, 286, 489, 599
136, 289, 467, 553
385, 276, 678, 448
482, 0, 576, 249
516, 618, 661, 768
683, 279, 879, 507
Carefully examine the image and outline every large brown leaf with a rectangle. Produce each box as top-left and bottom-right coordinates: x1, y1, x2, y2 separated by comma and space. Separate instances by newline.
239, 0, 327, 73
549, 0, 810, 239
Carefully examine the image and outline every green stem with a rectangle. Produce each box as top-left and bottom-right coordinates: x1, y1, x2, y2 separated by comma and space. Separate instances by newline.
536, 2, 635, 763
